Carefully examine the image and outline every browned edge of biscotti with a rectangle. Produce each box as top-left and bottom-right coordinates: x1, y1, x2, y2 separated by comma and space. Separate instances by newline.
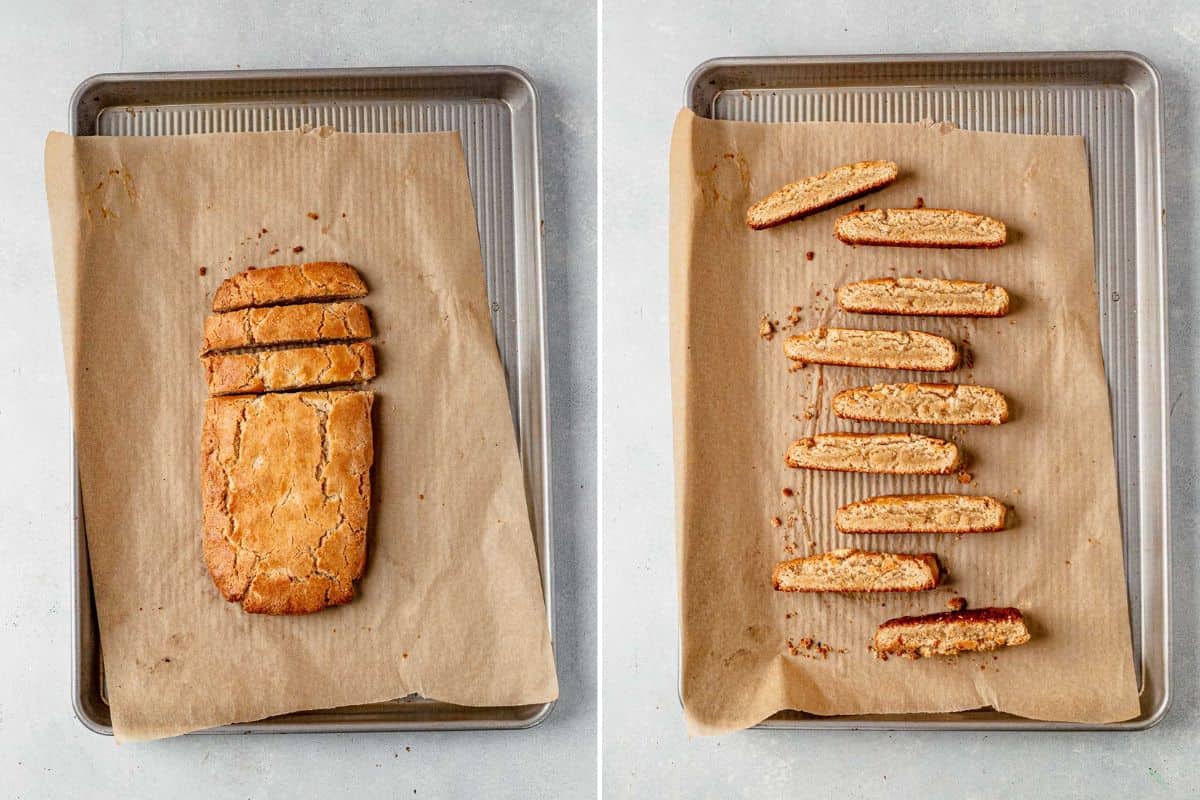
877, 606, 1024, 629
212, 262, 368, 312
746, 161, 900, 230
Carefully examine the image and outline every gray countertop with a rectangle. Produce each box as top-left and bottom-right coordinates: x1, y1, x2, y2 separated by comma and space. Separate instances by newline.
0, 1, 595, 797
600, 1, 1199, 797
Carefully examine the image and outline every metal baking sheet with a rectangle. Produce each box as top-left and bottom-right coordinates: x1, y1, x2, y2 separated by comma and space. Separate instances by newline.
684, 52, 1169, 730
68, 66, 554, 734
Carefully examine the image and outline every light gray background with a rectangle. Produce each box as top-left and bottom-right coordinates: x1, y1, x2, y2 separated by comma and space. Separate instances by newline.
0, 1, 595, 797
601, 1, 1198, 797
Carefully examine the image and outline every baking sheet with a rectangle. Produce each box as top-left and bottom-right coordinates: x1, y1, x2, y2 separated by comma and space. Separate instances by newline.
681, 53, 1169, 731
65, 67, 555, 734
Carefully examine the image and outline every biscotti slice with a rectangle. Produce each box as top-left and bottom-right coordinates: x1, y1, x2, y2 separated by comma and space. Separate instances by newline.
202, 342, 376, 396
785, 433, 960, 475
784, 327, 959, 371
837, 277, 1010, 317
833, 383, 1009, 425
772, 548, 941, 593
201, 390, 374, 614
834, 208, 1007, 248
746, 160, 899, 229
836, 494, 1008, 534
212, 262, 367, 312
874, 607, 1031, 658
202, 301, 372, 354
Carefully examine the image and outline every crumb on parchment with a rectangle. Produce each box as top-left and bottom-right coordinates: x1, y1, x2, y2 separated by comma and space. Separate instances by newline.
947, 596, 967, 611
759, 314, 777, 341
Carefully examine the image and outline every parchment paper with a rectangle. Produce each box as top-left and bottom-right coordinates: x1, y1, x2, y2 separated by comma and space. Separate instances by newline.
45, 128, 557, 741
669, 109, 1140, 735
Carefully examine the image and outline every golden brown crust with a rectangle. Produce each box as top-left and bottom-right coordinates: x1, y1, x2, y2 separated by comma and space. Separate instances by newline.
202, 342, 376, 396
834, 208, 1007, 248
783, 327, 959, 371
874, 607, 1031, 658
200, 390, 374, 615
785, 432, 960, 475
835, 494, 1008, 533
832, 382, 1010, 426
201, 301, 372, 354
212, 262, 367, 312
836, 277, 1010, 317
772, 548, 941, 593
746, 160, 899, 229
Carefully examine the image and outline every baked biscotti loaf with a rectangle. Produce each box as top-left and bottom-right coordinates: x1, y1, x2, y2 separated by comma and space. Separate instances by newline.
201, 390, 374, 614
837, 277, 1010, 317
785, 432, 960, 475
836, 494, 1008, 534
201, 301, 372, 354
202, 342, 376, 396
212, 262, 367, 312
772, 548, 942, 593
784, 327, 959, 371
874, 607, 1031, 658
745, 160, 899, 229
834, 208, 1007, 248
833, 382, 1010, 425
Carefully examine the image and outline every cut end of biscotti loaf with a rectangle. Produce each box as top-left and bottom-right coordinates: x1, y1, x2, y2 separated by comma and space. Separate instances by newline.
836, 494, 1008, 534
874, 607, 1031, 658
833, 382, 1009, 425
785, 433, 960, 475
837, 276, 1010, 317
201, 390, 374, 614
202, 301, 372, 354
746, 160, 899, 229
203, 342, 376, 396
773, 548, 941, 593
212, 262, 367, 312
834, 208, 1007, 248
783, 327, 959, 371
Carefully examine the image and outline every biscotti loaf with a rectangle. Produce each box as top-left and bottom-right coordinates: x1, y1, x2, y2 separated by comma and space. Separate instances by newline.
201, 390, 374, 614
835, 208, 1007, 248
746, 160, 899, 229
212, 262, 367, 312
783, 327, 959, 371
833, 383, 1009, 425
201, 301, 372, 354
772, 548, 942, 593
874, 607, 1031, 658
785, 433, 960, 475
836, 494, 1008, 534
837, 276, 1010, 317
202, 342, 376, 396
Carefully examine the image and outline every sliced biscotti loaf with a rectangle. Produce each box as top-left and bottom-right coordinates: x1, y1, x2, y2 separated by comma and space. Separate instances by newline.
212, 262, 367, 312
202, 301, 372, 354
772, 548, 941, 593
201, 390, 374, 614
836, 494, 1008, 534
785, 432, 960, 475
837, 276, 1010, 317
202, 342, 376, 396
835, 208, 1007, 248
783, 327, 959, 371
833, 382, 1009, 425
746, 160, 899, 229
874, 607, 1031, 658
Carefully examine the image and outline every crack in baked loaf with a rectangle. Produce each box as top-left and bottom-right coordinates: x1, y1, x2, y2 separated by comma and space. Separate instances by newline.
833, 382, 1009, 425
201, 390, 374, 614
785, 432, 960, 475
212, 262, 367, 312
836, 276, 1010, 317
836, 494, 1008, 533
202, 301, 372, 354
784, 327, 959, 371
772, 548, 942, 592
202, 342, 376, 396
874, 607, 1031, 658
834, 208, 1007, 248
745, 160, 899, 229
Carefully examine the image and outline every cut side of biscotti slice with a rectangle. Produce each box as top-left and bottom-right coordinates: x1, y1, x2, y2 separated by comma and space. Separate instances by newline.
835, 208, 1007, 248
785, 432, 960, 475
783, 327, 959, 371
836, 494, 1008, 534
212, 262, 367, 312
837, 276, 1010, 317
202, 301, 372, 354
746, 160, 899, 229
874, 607, 1031, 658
773, 548, 941, 593
202, 342, 376, 396
833, 382, 1009, 425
